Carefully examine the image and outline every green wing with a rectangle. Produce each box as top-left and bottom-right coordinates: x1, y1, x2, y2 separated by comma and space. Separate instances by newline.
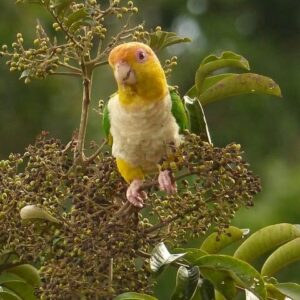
102, 103, 112, 145
170, 88, 190, 133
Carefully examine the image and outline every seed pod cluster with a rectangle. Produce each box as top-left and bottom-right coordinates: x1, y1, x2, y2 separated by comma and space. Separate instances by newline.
0, 131, 260, 299
1, 0, 146, 84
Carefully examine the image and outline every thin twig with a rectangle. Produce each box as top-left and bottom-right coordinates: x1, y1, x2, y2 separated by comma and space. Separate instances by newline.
46, 8, 84, 51
49, 71, 81, 77
83, 140, 107, 164
57, 61, 82, 73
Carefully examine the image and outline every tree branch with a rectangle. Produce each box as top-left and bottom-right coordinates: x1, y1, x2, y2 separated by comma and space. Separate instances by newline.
75, 63, 93, 162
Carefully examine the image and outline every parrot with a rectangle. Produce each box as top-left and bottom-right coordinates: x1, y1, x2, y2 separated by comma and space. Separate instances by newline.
102, 42, 189, 208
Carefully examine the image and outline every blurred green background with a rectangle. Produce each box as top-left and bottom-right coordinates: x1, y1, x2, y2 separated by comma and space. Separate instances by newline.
0, 0, 299, 296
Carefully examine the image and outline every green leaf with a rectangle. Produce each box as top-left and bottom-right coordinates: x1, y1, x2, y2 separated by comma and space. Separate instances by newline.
200, 269, 236, 300
265, 284, 286, 300
215, 290, 226, 300
200, 74, 236, 95
183, 96, 212, 143
193, 255, 266, 300
0, 287, 22, 300
147, 31, 191, 51
1, 281, 36, 300
273, 283, 300, 299
20, 205, 60, 223
52, 0, 73, 16
200, 227, 250, 254
65, 8, 89, 27
261, 237, 300, 276
186, 85, 198, 99
17, 0, 41, 3
234, 223, 300, 263
150, 243, 186, 273
175, 248, 207, 265
0, 273, 25, 285
195, 51, 250, 94
69, 19, 95, 33
0, 251, 18, 266
6, 264, 41, 287
197, 279, 215, 300
114, 292, 158, 300
199, 73, 282, 106
171, 266, 200, 300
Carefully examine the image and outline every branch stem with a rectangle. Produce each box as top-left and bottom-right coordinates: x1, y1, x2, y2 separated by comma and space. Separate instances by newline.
75, 62, 93, 162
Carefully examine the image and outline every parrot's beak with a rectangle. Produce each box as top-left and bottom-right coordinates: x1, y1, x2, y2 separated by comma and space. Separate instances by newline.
114, 61, 136, 86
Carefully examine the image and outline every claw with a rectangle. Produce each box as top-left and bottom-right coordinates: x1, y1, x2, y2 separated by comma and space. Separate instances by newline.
158, 170, 177, 194
126, 179, 147, 208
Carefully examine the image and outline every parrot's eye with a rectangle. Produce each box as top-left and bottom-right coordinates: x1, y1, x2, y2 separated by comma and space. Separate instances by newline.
136, 49, 147, 63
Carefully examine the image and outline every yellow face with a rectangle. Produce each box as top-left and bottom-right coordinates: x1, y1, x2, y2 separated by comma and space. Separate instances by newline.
108, 42, 168, 104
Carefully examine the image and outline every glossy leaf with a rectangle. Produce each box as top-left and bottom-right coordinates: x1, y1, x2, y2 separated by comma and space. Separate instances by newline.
200, 269, 236, 300
0, 287, 22, 300
175, 248, 207, 264
200, 227, 249, 254
261, 237, 300, 276
6, 264, 41, 287
215, 290, 226, 300
0, 273, 25, 285
147, 31, 191, 51
0, 273, 36, 300
265, 284, 286, 300
199, 73, 282, 106
273, 283, 300, 299
234, 223, 300, 263
17, 0, 41, 3
20, 205, 60, 223
197, 279, 215, 300
150, 242, 185, 273
183, 96, 212, 143
186, 85, 197, 99
1, 281, 36, 300
193, 255, 266, 300
200, 74, 236, 95
114, 292, 158, 300
171, 266, 200, 300
195, 52, 250, 94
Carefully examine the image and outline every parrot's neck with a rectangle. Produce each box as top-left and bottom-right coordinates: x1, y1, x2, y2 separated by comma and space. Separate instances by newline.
118, 75, 168, 106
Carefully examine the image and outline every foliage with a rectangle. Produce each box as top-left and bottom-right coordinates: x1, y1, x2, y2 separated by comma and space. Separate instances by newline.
0, 130, 261, 299
0, 0, 286, 299
0, 251, 40, 299
120, 224, 300, 300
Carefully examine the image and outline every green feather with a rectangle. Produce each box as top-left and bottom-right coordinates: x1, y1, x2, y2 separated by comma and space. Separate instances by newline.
102, 103, 112, 145
170, 88, 190, 133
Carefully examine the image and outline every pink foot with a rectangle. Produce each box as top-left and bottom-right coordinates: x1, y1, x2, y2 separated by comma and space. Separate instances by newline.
126, 179, 147, 208
158, 170, 177, 194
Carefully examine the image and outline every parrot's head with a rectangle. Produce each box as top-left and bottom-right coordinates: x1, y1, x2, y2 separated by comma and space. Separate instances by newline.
108, 42, 168, 105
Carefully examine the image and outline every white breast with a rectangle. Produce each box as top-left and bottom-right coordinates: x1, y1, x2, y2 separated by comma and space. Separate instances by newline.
108, 93, 181, 171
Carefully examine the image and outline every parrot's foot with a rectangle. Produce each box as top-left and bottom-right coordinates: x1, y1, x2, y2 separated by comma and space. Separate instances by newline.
126, 179, 147, 208
158, 170, 177, 194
